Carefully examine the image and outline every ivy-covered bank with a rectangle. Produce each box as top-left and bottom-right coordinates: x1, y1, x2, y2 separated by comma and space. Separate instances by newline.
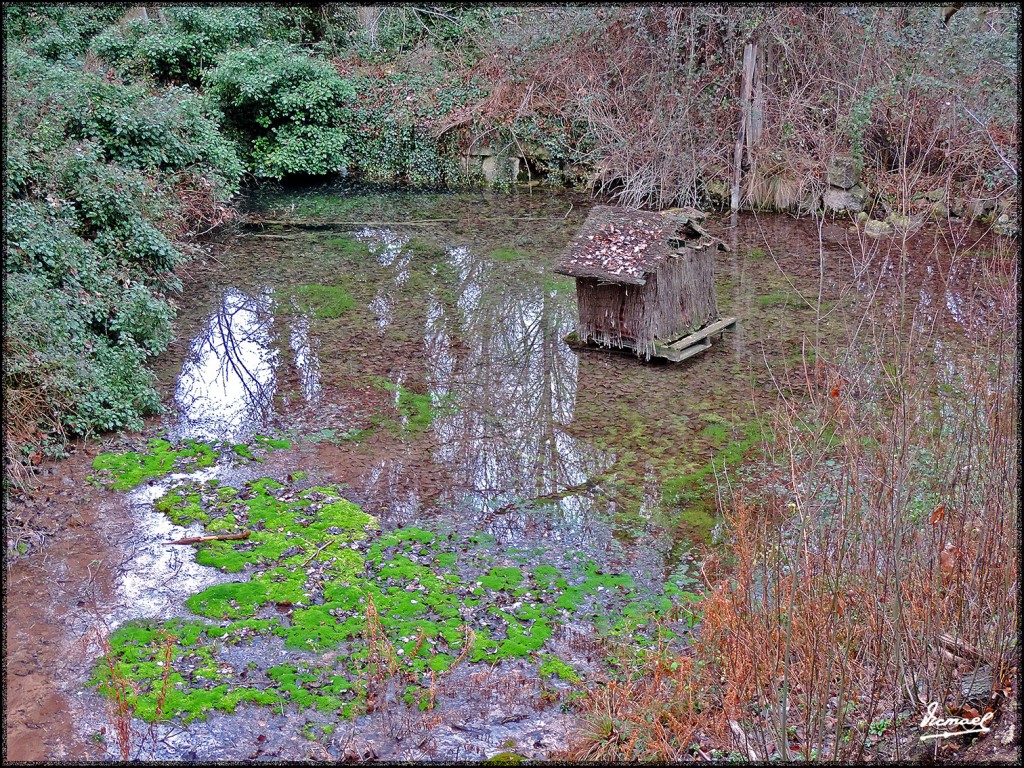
89, 437, 699, 724
4, 6, 244, 473
2, 6, 541, 478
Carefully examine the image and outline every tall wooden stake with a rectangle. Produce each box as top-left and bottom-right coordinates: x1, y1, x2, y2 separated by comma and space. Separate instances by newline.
731, 42, 758, 213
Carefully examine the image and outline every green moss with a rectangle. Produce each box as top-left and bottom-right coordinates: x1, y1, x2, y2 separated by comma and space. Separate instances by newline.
96, 470, 701, 726
232, 443, 256, 460
484, 752, 525, 764
489, 247, 529, 262
538, 654, 582, 683
701, 423, 728, 443
292, 284, 355, 319
91, 438, 215, 490
255, 434, 291, 451
663, 420, 763, 507
677, 503, 717, 539
155, 488, 207, 526
479, 566, 524, 591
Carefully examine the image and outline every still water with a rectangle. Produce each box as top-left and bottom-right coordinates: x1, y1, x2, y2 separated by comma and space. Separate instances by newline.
99, 181, 1008, 760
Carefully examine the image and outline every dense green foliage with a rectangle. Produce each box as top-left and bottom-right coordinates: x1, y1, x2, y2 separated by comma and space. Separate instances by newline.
204, 42, 354, 178
3, 3, 124, 61
335, 67, 484, 185
3, 44, 241, 450
89, 6, 279, 85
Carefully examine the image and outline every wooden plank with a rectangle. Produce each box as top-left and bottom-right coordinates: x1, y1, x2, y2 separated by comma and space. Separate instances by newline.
666, 317, 737, 350
654, 339, 712, 363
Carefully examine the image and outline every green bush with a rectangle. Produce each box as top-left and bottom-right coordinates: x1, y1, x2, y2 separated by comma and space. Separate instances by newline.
3, 4, 124, 62
89, 6, 284, 85
6, 49, 241, 201
4, 49, 242, 446
204, 41, 355, 177
4, 273, 162, 436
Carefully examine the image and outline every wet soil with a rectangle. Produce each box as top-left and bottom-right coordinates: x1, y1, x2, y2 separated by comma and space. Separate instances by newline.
4, 182, 1016, 762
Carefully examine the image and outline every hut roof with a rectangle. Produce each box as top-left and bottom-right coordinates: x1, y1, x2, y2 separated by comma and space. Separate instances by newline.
555, 205, 714, 286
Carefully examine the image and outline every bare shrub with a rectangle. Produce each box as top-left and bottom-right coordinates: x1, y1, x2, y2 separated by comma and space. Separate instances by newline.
465, 7, 1018, 212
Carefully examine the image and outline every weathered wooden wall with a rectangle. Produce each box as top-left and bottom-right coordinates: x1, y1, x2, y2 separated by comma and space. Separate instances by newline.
575, 246, 718, 359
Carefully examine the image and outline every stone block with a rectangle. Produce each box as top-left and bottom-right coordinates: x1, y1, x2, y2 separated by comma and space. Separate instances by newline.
864, 219, 892, 238
826, 156, 862, 189
823, 183, 867, 214
480, 154, 520, 184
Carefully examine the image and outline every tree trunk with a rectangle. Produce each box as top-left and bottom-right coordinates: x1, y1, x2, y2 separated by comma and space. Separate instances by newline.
356, 6, 385, 49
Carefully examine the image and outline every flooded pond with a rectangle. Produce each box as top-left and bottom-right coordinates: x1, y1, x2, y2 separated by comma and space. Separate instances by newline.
6, 182, 1012, 761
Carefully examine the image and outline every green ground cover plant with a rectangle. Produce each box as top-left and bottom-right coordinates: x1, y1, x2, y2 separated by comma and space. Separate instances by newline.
89, 438, 698, 724
3, 37, 242, 474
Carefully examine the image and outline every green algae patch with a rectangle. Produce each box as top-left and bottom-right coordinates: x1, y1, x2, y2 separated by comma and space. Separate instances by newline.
94, 473, 700, 726
323, 235, 372, 258
91, 438, 215, 490
757, 289, 805, 309
404, 238, 447, 259
371, 377, 455, 435
291, 284, 355, 319
663, 420, 764, 508
489, 247, 529, 262
542, 275, 576, 294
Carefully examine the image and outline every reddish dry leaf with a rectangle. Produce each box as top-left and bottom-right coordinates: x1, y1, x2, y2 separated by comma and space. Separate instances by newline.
940, 543, 963, 582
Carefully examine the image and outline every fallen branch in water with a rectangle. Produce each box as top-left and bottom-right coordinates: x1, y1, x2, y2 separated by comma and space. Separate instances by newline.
244, 216, 550, 228
163, 532, 251, 546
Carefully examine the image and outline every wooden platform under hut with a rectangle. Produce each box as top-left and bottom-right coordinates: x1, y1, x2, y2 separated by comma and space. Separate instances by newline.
556, 205, 736, 362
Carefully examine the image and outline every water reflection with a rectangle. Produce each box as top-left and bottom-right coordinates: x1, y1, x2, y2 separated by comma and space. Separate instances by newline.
288, 313, 322, 403
173, 287, 323, 442
421, 243, 608, 525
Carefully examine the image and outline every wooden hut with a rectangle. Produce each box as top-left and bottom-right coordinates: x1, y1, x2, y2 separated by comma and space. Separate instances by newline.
556, 205, 735, 362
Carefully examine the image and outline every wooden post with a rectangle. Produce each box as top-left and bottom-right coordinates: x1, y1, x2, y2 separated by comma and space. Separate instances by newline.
747, 42, 765, 161
731, 42, 758, 213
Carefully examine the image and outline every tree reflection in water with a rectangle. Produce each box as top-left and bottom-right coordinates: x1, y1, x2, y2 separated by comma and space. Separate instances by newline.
288, 312, 321, 404
173, 287, 321, 441
372, 240, 612, 545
